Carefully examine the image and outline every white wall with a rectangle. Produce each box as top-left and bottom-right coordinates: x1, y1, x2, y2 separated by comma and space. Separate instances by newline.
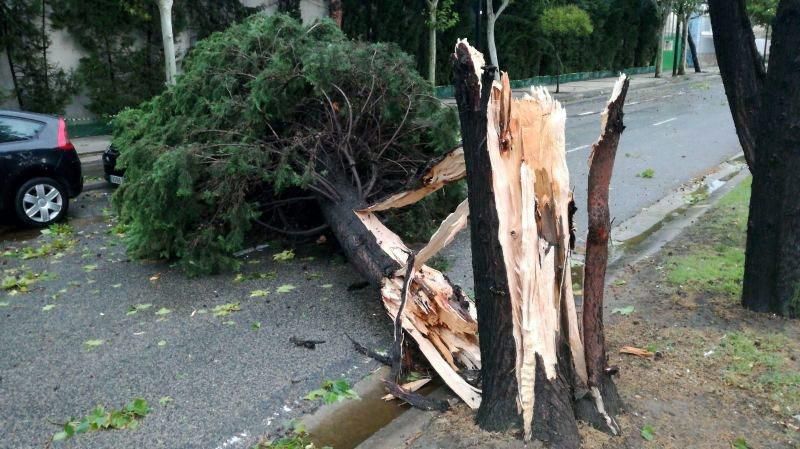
3, 0, 329, 117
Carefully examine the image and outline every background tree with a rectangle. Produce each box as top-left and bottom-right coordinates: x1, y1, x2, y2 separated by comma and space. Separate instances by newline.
652, 0, 672, 77
708, 0, 799, 318
49, 0, 254, 116
156, 0, 177, 85
746, 0, 778, 65
0, 0, 75, 112
425, 0, 458, 86
485, 0, 511, 73
539, 5, 593, 92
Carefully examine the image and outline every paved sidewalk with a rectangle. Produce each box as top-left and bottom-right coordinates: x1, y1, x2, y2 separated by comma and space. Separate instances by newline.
73, 134, 111, 156
442, 67, 720, 105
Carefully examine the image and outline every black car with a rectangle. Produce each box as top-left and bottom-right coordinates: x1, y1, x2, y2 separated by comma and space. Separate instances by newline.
0, 110, 83, 227
102, 145, 123, 185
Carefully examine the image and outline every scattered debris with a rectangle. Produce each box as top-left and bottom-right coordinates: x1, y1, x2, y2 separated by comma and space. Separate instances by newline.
382, 378, 432, 401
620, 346, 654, 358
289, 337, 325, 350
304, 379, 359, 404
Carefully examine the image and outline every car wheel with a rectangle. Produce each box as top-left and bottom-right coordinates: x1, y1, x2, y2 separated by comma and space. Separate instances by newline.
14, 177, 70, 227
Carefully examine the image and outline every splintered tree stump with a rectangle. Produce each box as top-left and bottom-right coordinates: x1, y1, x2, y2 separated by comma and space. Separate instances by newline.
452, 39, 628, 447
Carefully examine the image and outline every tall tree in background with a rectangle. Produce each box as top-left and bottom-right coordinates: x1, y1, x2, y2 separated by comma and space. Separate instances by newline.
708, 0, 799, 318
0, 0, 74, 112
652, 0, 673, 78
329, 0, 342, 27
539, 5, 593, 92
746, 0, 778, 65
156, 0, 177, 85
486, 0, 511, 73
425, 0, 458, 85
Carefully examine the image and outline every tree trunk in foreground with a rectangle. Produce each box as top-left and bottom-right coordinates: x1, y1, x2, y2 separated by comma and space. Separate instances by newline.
452, 40, 626, 446
156, 0, 177, 86
709, 0, 800, 318
707, 0, 764, 169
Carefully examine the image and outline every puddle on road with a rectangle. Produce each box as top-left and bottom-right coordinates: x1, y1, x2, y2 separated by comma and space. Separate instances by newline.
307, 377, 439, 449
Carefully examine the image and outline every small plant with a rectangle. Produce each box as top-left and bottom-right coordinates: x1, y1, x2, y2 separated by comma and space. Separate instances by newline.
637, 168, 655, 179
252, 426, 330, 449
640, 424, 655, 441
305, 379, 359, 404
731, 437, 750, 449
52, 398, 150, 442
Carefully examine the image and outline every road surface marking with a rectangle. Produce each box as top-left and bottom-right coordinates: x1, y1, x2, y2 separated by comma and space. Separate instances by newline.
652, 117, 677, 126
567, 144, 591, 153
578, 111, 597, 116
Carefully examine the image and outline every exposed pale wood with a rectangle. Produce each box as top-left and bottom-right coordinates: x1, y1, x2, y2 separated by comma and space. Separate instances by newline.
414, 199, 469, 270
619, 346, 655, 358
364, 147, 466, 212
382, 378, 432, 401
353, 209, 482, 409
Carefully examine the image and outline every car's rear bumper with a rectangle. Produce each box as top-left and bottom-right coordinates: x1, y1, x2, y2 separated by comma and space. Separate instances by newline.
58, 149, 83, 197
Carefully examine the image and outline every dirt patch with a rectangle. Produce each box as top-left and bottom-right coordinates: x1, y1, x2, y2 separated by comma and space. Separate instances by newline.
405, 177, 800, 448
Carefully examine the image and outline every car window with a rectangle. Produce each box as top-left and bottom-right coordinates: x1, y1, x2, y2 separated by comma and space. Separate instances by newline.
0, 116, 45, 143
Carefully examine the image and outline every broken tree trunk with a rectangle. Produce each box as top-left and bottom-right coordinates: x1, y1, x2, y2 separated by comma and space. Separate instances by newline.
452, 40, 626, 447
582, 75, 629, 421
318, 145, 482, 409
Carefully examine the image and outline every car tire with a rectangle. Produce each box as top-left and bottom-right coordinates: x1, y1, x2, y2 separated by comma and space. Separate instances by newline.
14, 177, 70, 228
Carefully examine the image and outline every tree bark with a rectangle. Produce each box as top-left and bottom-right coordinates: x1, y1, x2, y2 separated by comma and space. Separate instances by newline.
741, 0, 800, 319
677, 11, 689, 75
762, 24, 768, 66
707, 0, 764, 170
452, 42, 519, 432
671, 6, 681, 77
156, 0, 177, 86
427, 0, 437, 86
485, 0, 509, 77
329, 0, 342, 28
686, 26, 701, 72
582, 77, 629, 416
452, 40, 624, 447
653, 2, 671, 78
41, 0, 48, 97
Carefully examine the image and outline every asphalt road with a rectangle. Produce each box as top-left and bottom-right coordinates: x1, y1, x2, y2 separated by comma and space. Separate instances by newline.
0, 74, 741, 449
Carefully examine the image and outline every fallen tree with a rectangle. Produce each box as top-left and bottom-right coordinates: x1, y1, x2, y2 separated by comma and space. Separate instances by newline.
113, 13, 463, 275
114, 13, 632, 445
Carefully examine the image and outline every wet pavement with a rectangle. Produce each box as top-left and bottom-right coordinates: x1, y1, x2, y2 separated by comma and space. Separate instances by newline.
0, 188, 391, 449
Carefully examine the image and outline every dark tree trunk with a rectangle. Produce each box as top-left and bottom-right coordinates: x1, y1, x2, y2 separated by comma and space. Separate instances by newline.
707, 0, 765, 170
317, 186, 399, 287
687, 27, 701, 72
452, 42, 625, 447
41, 0, 48, 96
741, 0, 800, 318
710, 0, 800, 318
329, 0, 343, 28
452, 47, 520, 432
4, 44, 23, 109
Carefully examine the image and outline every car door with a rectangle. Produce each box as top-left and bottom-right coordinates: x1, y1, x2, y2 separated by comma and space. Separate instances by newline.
0, 115, 48, 209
